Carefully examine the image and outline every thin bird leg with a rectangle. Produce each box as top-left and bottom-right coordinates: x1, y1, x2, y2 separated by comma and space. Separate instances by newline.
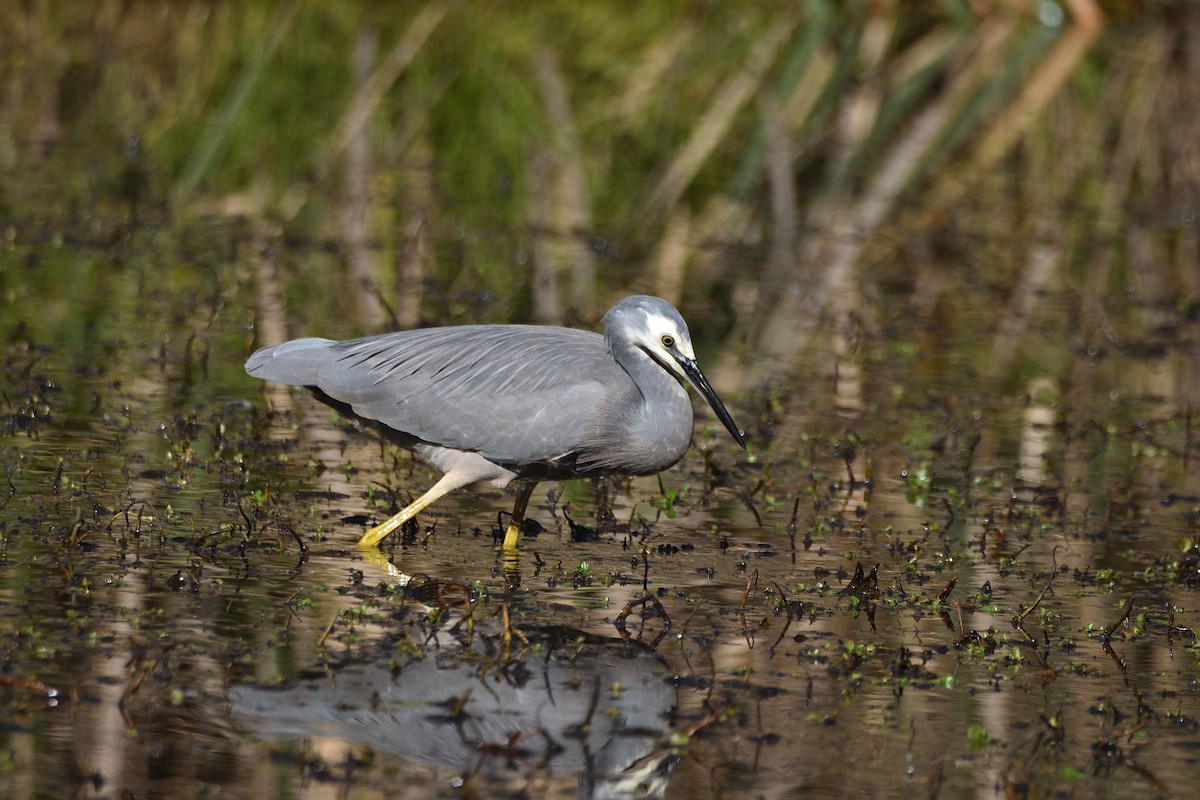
358, 471, 472, 547
501, 482, 537, 551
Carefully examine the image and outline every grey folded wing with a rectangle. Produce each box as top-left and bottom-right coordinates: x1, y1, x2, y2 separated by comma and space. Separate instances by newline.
246, 326, 622, 468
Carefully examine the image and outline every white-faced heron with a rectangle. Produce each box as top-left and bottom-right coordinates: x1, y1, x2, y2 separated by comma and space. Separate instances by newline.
245, 295, 745, 550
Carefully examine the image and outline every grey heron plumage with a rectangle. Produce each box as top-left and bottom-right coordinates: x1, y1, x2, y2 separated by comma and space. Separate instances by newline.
245, 295, 745, 549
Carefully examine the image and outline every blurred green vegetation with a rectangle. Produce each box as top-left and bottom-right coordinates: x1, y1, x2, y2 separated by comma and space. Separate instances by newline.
1, 0, 1196, 398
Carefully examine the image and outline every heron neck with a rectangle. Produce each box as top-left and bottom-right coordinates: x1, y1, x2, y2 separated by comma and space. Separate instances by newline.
608, 339, 694, 469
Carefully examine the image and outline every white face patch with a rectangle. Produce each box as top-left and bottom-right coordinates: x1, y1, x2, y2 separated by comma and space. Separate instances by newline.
629, 309, 694, 377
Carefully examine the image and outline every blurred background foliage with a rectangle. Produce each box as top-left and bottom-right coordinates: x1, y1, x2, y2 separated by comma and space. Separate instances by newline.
1, 0, 1196, 396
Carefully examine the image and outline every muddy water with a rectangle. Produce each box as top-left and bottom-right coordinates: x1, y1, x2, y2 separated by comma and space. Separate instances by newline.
1, 232, 1198, 800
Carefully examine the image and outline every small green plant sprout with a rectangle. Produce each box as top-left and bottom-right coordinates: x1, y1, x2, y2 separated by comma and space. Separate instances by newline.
967, 723, 991, 753
653, 475, 679, 518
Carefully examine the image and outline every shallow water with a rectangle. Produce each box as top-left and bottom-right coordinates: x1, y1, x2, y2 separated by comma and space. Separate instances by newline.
3, 237, 1198, 799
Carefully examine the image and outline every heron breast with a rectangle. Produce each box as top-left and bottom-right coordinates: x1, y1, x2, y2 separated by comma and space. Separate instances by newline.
567, 386, 695, 477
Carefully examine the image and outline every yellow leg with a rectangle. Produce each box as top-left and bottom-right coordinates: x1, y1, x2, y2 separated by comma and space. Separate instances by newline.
358, 472, 466, 547
501, 482, 536, 551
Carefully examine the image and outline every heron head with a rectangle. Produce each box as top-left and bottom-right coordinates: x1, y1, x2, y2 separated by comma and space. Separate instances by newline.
603, 296, 746, 448
603, 295, 695, 377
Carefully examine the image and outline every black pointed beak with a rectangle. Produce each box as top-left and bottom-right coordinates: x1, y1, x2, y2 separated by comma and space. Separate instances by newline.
677, 356, 746, 448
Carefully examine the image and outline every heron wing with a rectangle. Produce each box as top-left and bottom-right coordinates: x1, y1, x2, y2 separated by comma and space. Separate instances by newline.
248, 326, 626, 468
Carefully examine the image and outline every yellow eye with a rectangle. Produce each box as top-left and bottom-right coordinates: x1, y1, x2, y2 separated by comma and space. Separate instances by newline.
660, 334, 675, 348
